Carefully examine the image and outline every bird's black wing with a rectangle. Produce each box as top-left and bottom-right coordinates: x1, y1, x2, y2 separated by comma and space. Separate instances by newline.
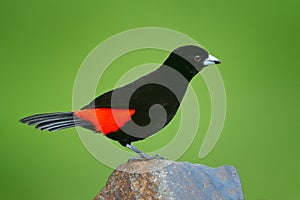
80, 67, 184, 112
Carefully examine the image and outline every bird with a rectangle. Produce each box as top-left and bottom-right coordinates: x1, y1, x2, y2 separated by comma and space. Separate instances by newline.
20, 45, 221, 158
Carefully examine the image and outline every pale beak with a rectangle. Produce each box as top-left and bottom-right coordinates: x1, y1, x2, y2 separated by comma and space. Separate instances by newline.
203, 54, 221, 66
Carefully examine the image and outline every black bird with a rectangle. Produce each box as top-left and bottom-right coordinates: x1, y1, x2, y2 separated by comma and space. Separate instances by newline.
20, 45, 221, 157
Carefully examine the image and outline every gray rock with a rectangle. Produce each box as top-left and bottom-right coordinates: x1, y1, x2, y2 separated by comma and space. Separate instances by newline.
94, 157, 244, 200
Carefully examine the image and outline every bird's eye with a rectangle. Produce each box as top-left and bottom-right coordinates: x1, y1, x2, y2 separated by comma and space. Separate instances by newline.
194, 55, 201, 62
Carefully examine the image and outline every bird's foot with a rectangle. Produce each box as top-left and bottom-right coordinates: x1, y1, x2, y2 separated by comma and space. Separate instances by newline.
126, 144, 167, 161
128, 154, 167, 162
151, 154, 167, 160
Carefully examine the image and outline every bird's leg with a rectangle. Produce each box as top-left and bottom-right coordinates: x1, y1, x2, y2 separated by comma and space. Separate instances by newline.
126, 144, 151, 159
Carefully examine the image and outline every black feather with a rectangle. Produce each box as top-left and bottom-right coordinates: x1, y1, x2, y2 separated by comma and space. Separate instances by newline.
20, 112, 81, 132
20, 112, 72, 123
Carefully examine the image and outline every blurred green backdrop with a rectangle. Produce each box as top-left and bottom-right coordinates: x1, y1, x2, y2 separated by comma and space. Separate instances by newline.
1, 0, 299, 199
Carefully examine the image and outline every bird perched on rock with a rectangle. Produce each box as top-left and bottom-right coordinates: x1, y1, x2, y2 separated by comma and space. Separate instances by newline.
20, 45, 221, 157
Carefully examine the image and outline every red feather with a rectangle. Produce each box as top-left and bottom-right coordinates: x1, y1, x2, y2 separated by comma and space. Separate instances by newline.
74, 108, 135, 134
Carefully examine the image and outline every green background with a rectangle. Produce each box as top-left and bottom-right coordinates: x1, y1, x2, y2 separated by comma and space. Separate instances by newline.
1, 0, 299, 199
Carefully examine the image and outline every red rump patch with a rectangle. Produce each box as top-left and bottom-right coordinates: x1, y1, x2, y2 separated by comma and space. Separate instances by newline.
74, 108, 135, 134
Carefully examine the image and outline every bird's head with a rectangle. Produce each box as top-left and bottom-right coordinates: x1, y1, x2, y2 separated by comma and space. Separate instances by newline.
172, 45, 221, 71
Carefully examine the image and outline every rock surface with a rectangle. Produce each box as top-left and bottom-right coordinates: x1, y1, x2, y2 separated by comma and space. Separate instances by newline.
94, 157, 244, 200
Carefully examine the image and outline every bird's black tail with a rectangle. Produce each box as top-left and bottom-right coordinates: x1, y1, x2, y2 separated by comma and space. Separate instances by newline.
20, 112, 86, 132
